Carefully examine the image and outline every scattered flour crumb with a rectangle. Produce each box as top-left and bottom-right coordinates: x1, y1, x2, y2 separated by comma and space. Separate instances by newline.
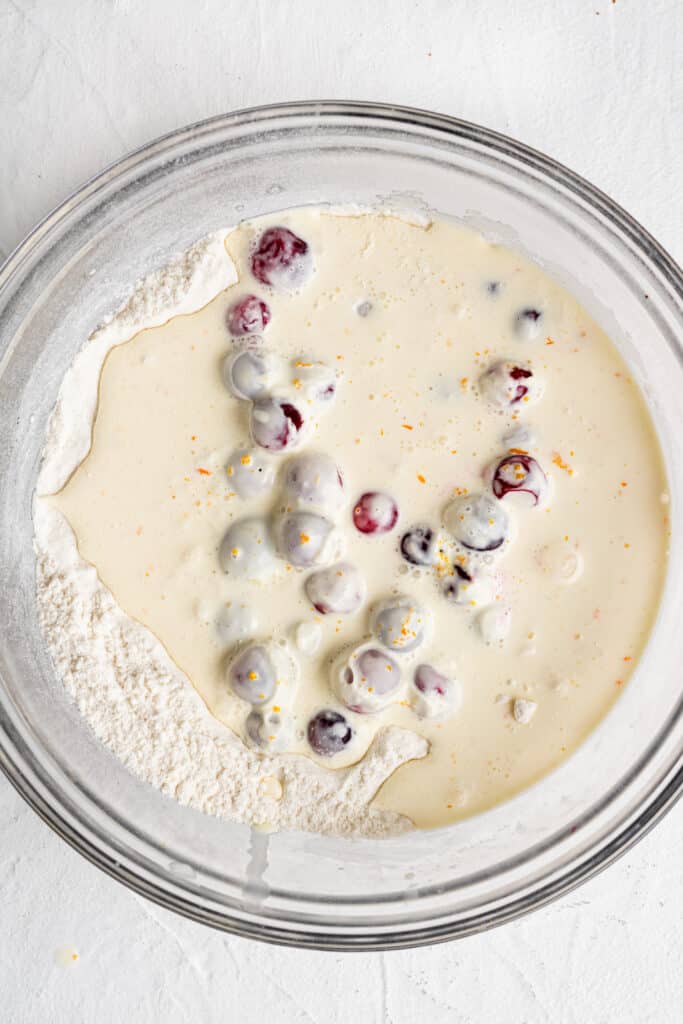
513, 698, 538, 725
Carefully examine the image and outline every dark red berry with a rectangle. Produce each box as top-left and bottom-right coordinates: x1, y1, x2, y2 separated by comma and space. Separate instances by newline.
307, 709, 354, 756
508, 366, 533, 403
251, 397, 304, 451
400, 524, 436, 566
251, 227, 312, 290
492, 454, 547, 506
515, 308, 543, 340
227, 294, 271, 336
414, 664, 449, 696
353, 492, 399, 535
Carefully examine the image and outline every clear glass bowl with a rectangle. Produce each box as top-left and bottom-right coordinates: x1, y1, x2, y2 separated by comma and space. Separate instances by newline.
0, 102, 681, 950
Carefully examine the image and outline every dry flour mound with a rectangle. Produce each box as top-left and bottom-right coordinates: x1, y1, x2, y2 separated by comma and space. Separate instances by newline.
33, 233, 426, 837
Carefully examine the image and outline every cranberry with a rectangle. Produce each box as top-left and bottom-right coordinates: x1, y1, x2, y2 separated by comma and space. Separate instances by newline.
509, 366, 532, 401
283, 452, 345, 515
277, 511, 334, 568
251, 396, 304, 452
227, 294, 271, 336
290, 358, 337, 403
444, 493, 509, 552
228, 644, 276, 705
305, 562, 364, 615
224, 348, 282, 401
411, 665, 462, 720
442, 565, 496, 607
414, 664, 450, 697
477, 605, 512, 645
515, 307, 543, 340
491, 454, 548, 507
479, 361, 538, 409
245, 708, 289, 750
225, 448, 275, 499
219, 518, 277, 580
331, 645, 402, 714
443, 564, 473, 604
307, 709, 354, 757
371, 595, 429, 653
353, 492, 398, 535
251, 226, 312, 290
400, 524, 436, 566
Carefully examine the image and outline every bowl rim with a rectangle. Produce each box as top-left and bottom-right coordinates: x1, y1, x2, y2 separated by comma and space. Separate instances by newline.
1, 99, 682, 950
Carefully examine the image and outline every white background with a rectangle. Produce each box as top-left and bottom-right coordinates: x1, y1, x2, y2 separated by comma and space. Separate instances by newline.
1, 1, 682, 1021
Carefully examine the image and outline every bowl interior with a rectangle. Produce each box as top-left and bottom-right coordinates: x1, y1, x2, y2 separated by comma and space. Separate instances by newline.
0, 104, 681, 948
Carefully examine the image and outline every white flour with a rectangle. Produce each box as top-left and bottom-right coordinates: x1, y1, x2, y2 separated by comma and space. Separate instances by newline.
33, 233, 426, 837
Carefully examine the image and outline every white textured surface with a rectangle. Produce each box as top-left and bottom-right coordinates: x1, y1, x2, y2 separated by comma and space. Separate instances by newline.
1, 0, 682, 1019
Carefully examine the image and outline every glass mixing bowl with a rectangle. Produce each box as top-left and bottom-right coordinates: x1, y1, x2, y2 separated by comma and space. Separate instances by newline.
0, 102, 681, 950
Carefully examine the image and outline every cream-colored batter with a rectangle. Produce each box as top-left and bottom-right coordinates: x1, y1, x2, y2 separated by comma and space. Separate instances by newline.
53, 210, 669, 830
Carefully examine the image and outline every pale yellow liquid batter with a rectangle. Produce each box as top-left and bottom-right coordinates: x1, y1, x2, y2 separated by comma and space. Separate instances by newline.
53, 210, 669, 829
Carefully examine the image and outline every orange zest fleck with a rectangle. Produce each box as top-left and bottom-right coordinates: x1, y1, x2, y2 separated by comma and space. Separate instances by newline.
402, 423, 414, 431
552, 452, 574, 476
417, 473, 426, 484
545, 337, 555, 345
197, 467, 212, 476
508, 447, 529, 455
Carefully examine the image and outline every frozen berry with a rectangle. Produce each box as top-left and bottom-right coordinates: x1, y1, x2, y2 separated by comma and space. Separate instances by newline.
228, 644, 277, 704
444, 493, 509, 552
244, 708, 290, 751
479, 360, 542, 409
477, 605, 512, 645
502, 423, 537, 450
307, 709, 354, 756
219, 518, 278, 580
251, 396, 305, 452
223, 348, 282, 400
227, 294, 271, 336
411, 665, 462, 720
371, 595, 430, 653
251, 226, 313, 290
291, 358, 337, 402
330, 643, 402, 714
277, 511, 335, 568
491, 453, 548, 507
215, 602, 258, 646
283, 452, 345, 517
353, 492, 398, 535
226, 448, 275, 499
442, 564, 496, 606
400, 524, 436, 566
515, 307, 543, 341
305, 561, 364, 615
